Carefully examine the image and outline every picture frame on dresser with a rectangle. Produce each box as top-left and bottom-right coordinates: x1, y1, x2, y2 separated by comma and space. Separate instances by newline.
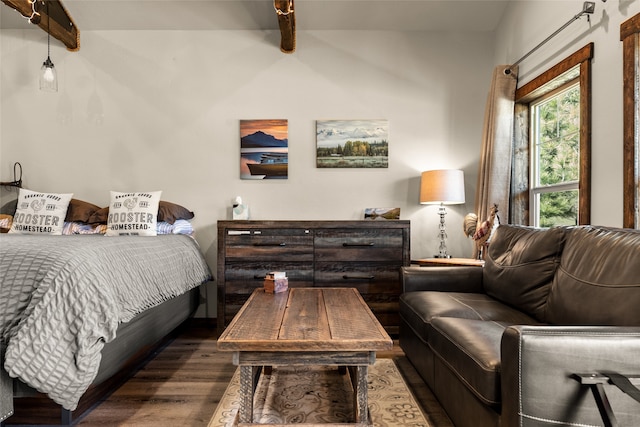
363, 207, 400, 220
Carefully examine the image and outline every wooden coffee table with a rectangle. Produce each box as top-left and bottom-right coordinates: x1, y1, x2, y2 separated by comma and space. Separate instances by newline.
217, 287, 393, 426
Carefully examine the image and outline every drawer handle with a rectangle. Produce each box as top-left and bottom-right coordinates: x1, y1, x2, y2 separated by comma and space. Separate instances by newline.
342, 275, 375, 280
342, 242, 375, 247
253, 242, 286, 247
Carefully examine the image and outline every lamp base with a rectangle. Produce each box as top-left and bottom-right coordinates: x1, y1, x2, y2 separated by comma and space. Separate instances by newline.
434, 204, 451, 259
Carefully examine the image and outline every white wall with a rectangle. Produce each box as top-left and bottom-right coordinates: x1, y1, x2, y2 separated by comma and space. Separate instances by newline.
0, 26, 495, 316
494, 0, 640, 227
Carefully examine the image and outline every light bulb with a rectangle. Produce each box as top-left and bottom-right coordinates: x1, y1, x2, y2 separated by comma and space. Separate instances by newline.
43, 66, 55, 82
40, 58, 57, 92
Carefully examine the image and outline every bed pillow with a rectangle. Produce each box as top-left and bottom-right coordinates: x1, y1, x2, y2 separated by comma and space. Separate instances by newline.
158, 201, 195, 224
88, 200, 193, 225
62, 221, 107, 235
157, 219, 194, 235
87, 206, 108, 224
9, 188, 73, 235
105, 191, 162, 237
65, 198, 102, 223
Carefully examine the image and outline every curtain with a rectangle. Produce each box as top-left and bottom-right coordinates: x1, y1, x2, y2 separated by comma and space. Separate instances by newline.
473, 65, 518, 257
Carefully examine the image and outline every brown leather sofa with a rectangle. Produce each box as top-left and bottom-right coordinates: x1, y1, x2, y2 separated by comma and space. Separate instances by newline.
399, 224, 640, 427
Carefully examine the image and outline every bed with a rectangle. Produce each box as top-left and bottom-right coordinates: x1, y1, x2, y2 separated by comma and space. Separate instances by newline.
0, 233, 212, 425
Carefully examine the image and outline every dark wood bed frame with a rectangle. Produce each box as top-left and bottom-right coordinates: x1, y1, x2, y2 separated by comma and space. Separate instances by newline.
2, 285, 202, 426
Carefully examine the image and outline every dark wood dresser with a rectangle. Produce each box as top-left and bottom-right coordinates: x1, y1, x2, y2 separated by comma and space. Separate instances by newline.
217, 220, 410, 335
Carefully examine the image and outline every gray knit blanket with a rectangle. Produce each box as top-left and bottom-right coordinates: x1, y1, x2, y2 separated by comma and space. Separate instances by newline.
0, 234, 211, 412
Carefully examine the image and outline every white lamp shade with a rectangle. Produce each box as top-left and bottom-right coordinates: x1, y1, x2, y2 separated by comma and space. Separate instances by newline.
420, 169, 465, 205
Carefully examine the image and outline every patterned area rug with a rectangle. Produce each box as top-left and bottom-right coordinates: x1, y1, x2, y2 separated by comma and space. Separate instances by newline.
209, 358, 430, 426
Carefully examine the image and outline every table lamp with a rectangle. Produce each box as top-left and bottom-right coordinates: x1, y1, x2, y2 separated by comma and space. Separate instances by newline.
420, 169, 465, 258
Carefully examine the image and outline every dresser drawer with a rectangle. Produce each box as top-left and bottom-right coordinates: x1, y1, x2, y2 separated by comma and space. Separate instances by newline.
224, 261, 314, 288
314, 228, 404, 248
225, 228, 313, 261
314, 229, 404, 262
314, 262, 401, 289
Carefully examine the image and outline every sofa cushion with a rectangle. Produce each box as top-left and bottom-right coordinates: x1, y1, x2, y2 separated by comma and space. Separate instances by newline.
546, 226, 640, 325
484, 225, 566, 322
429, 317, 509, 406
399, 291, 538, 342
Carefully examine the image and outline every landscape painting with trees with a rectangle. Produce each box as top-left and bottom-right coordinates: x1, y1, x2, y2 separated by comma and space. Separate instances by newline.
316, 120, 389, 168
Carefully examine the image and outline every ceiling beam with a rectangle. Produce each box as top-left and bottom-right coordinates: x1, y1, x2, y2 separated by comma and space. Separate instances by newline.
1, 0, 79, 51
274, 0, 295, 53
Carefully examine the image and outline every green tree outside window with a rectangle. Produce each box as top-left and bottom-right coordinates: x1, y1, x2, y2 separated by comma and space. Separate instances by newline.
532, 84, 580, 227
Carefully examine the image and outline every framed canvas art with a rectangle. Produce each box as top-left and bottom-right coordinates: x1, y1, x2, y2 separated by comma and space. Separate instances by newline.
364, 207, 401, 220
316, 120, 388, 168
240, 119, 288, 180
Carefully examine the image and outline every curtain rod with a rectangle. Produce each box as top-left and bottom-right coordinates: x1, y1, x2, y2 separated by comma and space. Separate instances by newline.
505, 1, 600, 75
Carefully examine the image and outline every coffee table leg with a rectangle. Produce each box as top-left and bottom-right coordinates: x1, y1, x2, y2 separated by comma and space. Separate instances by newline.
239, 366, 255, 423
353, 365, 369, 424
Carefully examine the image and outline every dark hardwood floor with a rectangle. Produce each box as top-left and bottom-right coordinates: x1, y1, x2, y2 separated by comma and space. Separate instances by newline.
10, 319, 453, 427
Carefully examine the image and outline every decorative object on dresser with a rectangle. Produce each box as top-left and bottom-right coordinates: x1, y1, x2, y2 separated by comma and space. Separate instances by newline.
363, 207, 400, 220
419, 169, 466, 258
232, 196, 249, 220
217, 220, 410, 335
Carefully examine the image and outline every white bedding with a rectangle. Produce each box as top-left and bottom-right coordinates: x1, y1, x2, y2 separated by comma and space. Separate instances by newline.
0, 234, 211, 410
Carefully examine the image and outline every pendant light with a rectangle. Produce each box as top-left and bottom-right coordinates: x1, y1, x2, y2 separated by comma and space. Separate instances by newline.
39, 1, 57, 92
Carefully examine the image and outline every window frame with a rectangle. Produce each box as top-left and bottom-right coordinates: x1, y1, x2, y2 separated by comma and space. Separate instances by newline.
512, 43, 593, 226
621, 14, 640, 229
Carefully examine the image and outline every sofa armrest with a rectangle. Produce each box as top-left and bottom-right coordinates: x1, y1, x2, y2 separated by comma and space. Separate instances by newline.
400, 266, 484, 293
501, 325, 640, 427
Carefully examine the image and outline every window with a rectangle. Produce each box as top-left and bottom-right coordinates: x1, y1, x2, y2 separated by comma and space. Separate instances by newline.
530, 81, 580, 226
621, 13, 640, 228
511, 44, 592, 227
